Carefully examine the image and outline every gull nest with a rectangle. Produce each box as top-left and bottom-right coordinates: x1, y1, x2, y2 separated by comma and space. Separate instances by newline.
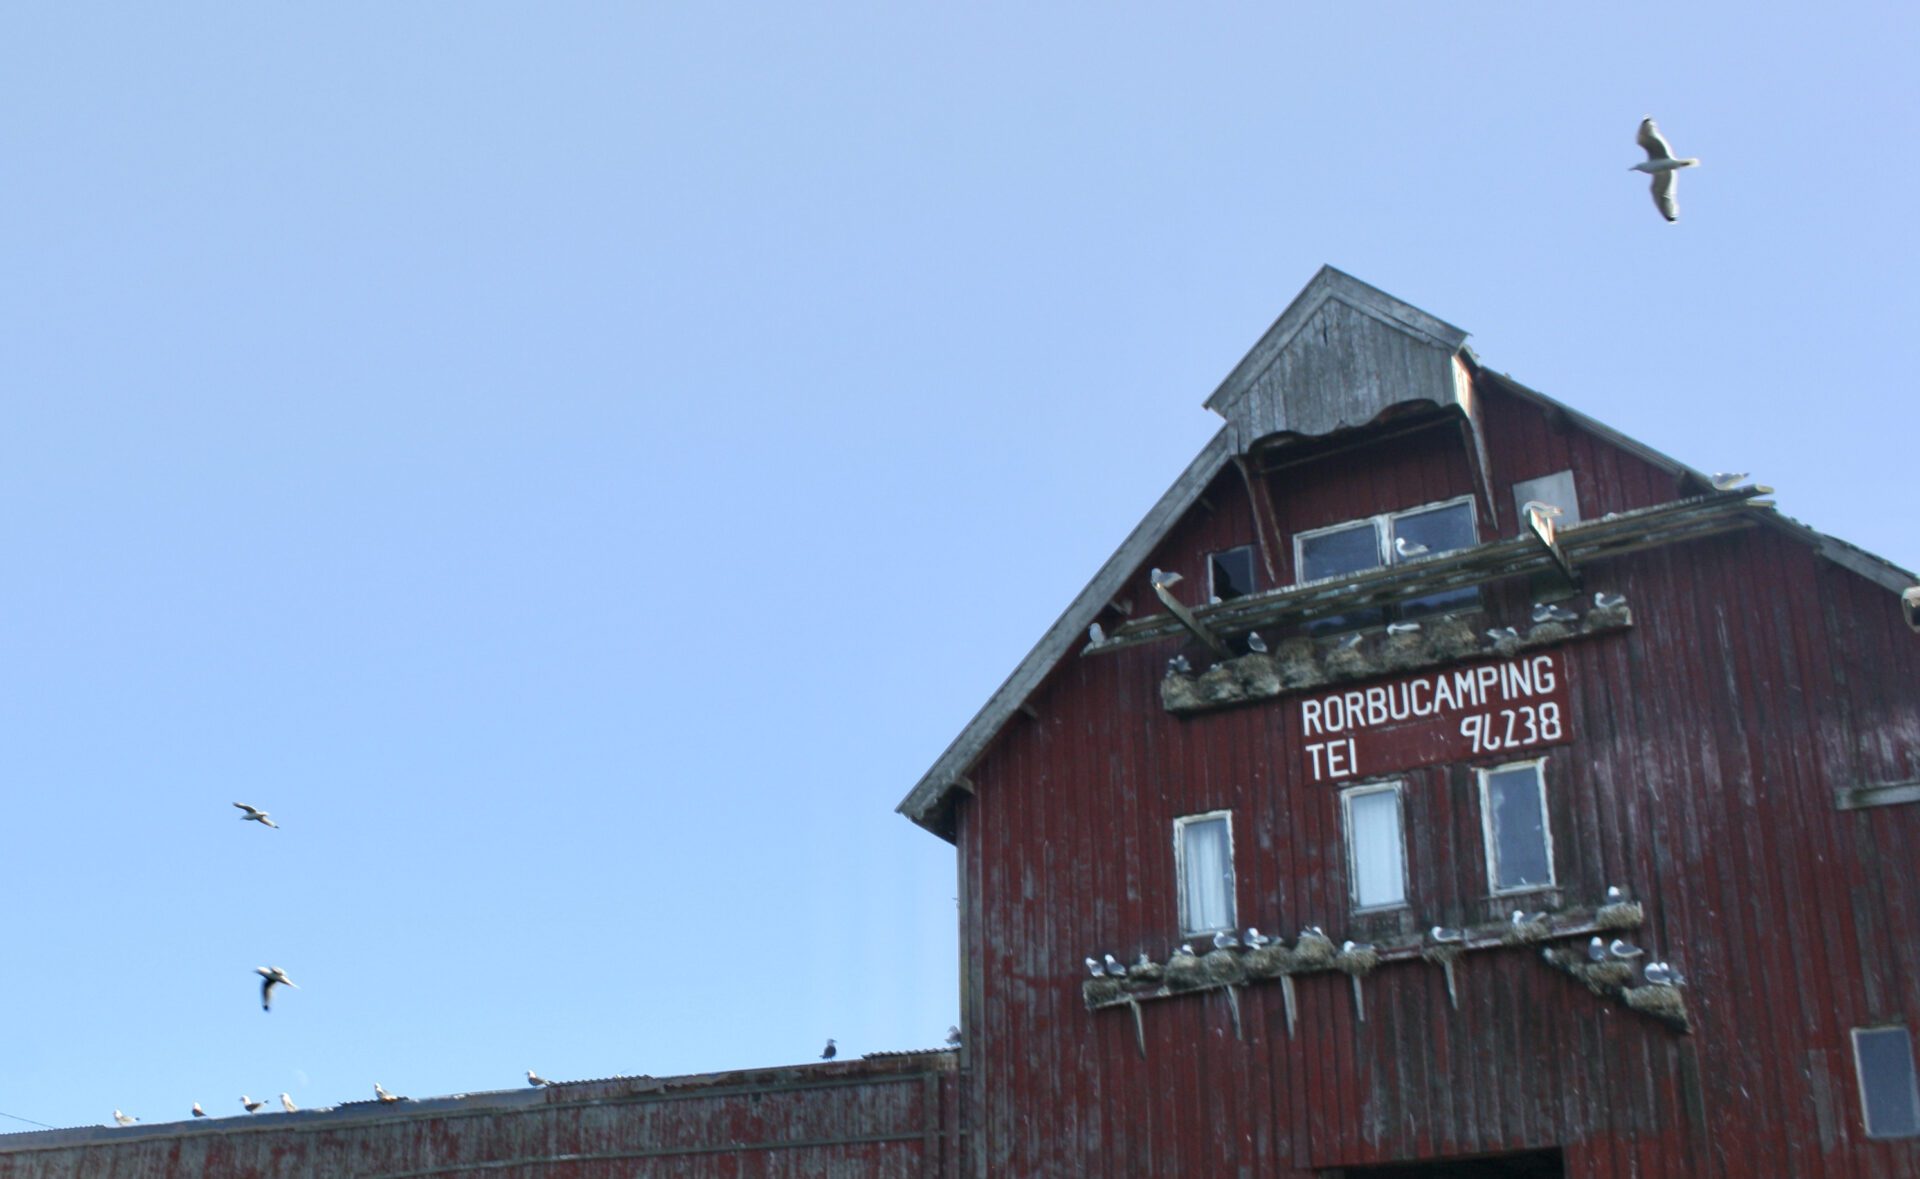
1275, 638, 1324, 689
1502, 916, 1553, 945
1242, 943, 1297, 980
1420, 942, 1464, 968
1290, 931, 1337, 970
1425, 616, 1479, 661
1082, 977, 1123, 1007
1164, 953, 1209, 993
1585, 603, 1632, 630
1323, 644, 1373, 680
1541, 947, 1634, 996
1200, 950, 1247, 986
1126, 960, 1165, 986
1595, 901, 1644, 931
1523, 621, 1571, 645
1623, 982, 1690, 1030
1332, 946, 1381, 977
1381, 631, 1428, 671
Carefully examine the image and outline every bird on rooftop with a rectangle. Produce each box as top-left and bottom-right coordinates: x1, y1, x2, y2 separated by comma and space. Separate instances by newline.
191, 1103, 207, 1118
1644, 961, 1686, 986
1212, 930, 1240, 951
1710, 472, 1749, 491
1594, 592, 1626, 610
820, 1039, 837, 1061
946, 1025, 962, 1047
280, 1094, 297, 1113
1246, 631, 1268, 654
1149, 568, 1182, 588
1609, 938, 1646, 960
233, 802, 278, 829
1589, 936, 1608, 963
1087, 622, 1105, 646
1429, 926, 1465, 944
257, 966, 297, 1011
527, 1070, 552, 1087
1630, 117, 1700, 222
1394, 537, 1429, 559
241, 1096, 263, 1113
1387, 621, 1421, 636
113, 1109, 137, 1126
374, 1083, 402, 1104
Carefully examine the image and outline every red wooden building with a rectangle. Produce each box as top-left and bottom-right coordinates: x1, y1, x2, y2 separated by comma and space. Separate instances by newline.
9, 269, 1918, 1177
898, 268, 1920, 1177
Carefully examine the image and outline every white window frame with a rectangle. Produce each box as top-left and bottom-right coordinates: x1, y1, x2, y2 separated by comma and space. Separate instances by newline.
1340, 780, 1409, 913
1478, 757, 1557, 896
1173, 810, 1237, 936
1292, 494, 1479, 587
1853, 1025, 1920, 1139
1207, 544, 1257, 602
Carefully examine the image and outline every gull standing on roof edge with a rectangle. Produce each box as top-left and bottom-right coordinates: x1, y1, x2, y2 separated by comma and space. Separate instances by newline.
1630, 117, 1700, 222
234, 802, 278, 829
528, 1069, 552, 1087
820, 1038, 837, 1061
241, 1096, 263, 1113
375, 1083, 402, 1103
280, 1094, 297, 1113
191, 1102, 207, 1118
113, 1109, 137, 1126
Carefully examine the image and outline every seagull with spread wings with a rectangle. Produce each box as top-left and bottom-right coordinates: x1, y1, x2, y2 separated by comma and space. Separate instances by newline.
257, 965, 298, 1011
1630, 117, 1700, 222
234, 802, 279, 829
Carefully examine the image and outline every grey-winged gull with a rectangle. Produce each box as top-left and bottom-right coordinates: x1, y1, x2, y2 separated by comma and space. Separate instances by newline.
1631, 117, 1700, 222
257, 966, 297, 1011
234, 802, 279, 829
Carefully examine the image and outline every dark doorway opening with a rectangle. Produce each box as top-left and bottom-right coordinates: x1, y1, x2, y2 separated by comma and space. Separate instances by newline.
1333, 1148, 1564, 1178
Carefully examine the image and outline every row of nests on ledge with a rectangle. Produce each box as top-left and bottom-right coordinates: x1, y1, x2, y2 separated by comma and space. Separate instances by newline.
1082, 900, 1648, 1010
1162, 601, 1632, 700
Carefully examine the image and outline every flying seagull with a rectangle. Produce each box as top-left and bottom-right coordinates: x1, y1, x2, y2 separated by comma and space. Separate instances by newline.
1631, 117, 1700, 222
1246, 631, 1268, 654
233, 802, 278, 829
191, 1103, 207, 1118
946, 1025, 962, 1047
113, 1109, 138, 1126
374, 1083, 402, 1104
280, 1094, 297, 1114
820, 1039, 837, 1061
527, 1070, 552, 1087
257, 966, 297, 1011
241, 1096, 264, 1113
1521, 500, 1564, 521
1394, 537, 1429, 559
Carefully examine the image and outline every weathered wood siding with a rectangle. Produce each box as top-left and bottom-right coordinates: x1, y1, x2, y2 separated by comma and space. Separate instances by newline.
955, 377, 1920, 1177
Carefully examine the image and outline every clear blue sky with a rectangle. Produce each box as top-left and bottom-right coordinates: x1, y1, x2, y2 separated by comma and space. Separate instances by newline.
2, 3, 1914, 1132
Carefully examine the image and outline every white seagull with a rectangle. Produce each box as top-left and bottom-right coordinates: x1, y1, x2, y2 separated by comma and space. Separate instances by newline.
1589, 936, 1608, 963
1710, 471, 1749, 491
1087, 622, 1105, 646
1104, 953, 1128, 976
1429, 926, 1465, 944
241, 1095, 263, 1113
1212, 930, 1240, 951
1149, 567, 1182, 588
191, 1102, 207, 1118
1387, 621, 1421, 636
1245, 928, 1271, 947
1394, 537, 1429, 559
374, 1082, 402, 1104
528, 1069, 552, 1087
1246, 631, 1268, 654
234, 802, 279, 829
113, 1109, 138, 1126
1605, 884, 1627, 902
1532, 601, 1579, 624
1084, 957, 1103, 978
1644, 961, 1686, 986
279, 1094, 297, 1113
257, 966, 297, 1012
1609, 938, 1646, 960
1594, 592, 1627, 611
1335, 633, 1365, 651
1631, 117, 1700, 222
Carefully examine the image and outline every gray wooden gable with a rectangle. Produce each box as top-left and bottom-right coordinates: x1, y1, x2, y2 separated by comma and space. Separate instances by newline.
1205, 266, 1471, 451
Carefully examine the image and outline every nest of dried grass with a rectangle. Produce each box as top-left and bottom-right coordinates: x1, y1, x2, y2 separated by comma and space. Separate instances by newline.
1126, 960, 1165, 986
1324, 645, 1373, 680
1082, 977, 1122, 1007
1582, 961, 1636, 992
1426, 616, 1479, 661
1421, 943, 1464, 968
1502, 917, 1552, 945
1163, 953, 1209, 992
1332, 946, 1380, 977
1200, 950, 1247, 986
1595, 901, 1644, 931
1584, 604, 1632, 630
1242, 943, 1296, 979
1381, 633, 1428, 671
1523, 621, 1571, 645
1290, 931, 1337, 970
1623, 983, 1689, 1028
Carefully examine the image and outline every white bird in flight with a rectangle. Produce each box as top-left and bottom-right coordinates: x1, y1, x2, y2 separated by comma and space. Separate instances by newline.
257, 966, 297, 1011
234, 802, 279, 829
1631, 117, 1700, 222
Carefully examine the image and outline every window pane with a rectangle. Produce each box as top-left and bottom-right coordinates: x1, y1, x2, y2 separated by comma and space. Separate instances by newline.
1180, 817, 1235, 933
1299, 522, 1381, 582
1856, 1027, 1920, 1138
1486, 765, 1552, 890
1513, 471, 1581, 528
1395, 501, 1480, 618
1210, 546, 1256, 600
1347, 789, 1406, 909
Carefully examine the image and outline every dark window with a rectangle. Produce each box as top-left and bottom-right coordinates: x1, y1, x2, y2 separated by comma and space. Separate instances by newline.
1294, 497, 1480, 633
1855, 1026, 1920, 1138
1209, 546, 1257, 601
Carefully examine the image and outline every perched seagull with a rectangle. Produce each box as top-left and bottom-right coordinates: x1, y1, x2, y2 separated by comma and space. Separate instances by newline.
1521, 500, 1564, 522
1335, 633, 1365, 651
1173, 942, 1197, 958
1605, 884, 1627, 903
374, 1083, 402, 1104
257, 966, 297, 1012
1594, 592, 1627, 610
1609, 938, 1646, 960
1134, 952, 1154, 968
1532, 602, 1579, 624
280, 1094, 297, 1114
1340, 940, 1374, 955
1710, 472, 1749, 491
1212, 930, 1240, 951
1429, 926, 1465, 944
1246, 631, 1268, 654
946, 1025, 962, 1047
1630, 117, 1700, 222
1104, 953, 1128, 977
527, 1070, 552, 1088
1167, 654, 1192, 675
1394, 537, 1429, 559
1149, 567, 1182, 588
234, 802, 279, 829
1245, 928, 1271, 948
241, 1096, 264, 1113
1301, 926, 1326, 940
1511, 909, 1548, 926
1644, 961, 1687, 986
820, 1039, 837, 1061
113, 1109, 138, 1126
1087, 622, 1105, 646
1387, 621, 1422, 636
1486, 626, 1520, 643
1589, 936, 1609, 963
1084, 957, 1103, 978
191, 1103, 207, 1118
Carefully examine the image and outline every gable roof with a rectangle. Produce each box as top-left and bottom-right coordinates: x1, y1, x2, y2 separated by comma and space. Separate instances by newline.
896, 269, 1916, 840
